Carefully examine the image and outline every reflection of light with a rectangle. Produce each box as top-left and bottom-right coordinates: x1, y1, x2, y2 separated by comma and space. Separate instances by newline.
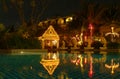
20, 51, 24, 54
105, 59, 119, 74
89, 70, 93, 78
40, 59, 59, 75
78, 55, 81, 58
80, 55, 83, 67
89, 57, 93, 78
30, 66, 32, 70
52, 53, 57, 60
71, 54, 83, 67
40, 53, 59, 75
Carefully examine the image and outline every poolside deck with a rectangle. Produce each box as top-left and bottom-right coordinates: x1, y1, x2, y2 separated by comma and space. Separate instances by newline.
0, 48, 120, 55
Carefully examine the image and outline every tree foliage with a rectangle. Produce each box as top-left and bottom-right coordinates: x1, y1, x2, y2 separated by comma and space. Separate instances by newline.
0, 33, 41, 49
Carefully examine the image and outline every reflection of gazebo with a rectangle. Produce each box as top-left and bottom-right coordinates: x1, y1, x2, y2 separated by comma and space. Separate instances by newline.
40, 59, 59, 75
40, 53, 59, 75
38, 25, 59, 49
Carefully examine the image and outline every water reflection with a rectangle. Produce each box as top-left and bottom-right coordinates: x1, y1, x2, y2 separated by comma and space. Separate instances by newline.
71, 54, 83, 67
40, 52, 59, 75
38, 51, 120, 79
105, 59, 119, 74
88, 56, 93, 78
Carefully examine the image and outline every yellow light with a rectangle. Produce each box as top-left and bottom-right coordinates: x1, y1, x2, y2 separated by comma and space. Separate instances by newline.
66, 17, 73, 22
52, 53, 57, 60
57, 18, 64, 24
20, 51, 24, 54
105, 59, 119, 74
38, 22, 43, 26
52, 40, 57, 45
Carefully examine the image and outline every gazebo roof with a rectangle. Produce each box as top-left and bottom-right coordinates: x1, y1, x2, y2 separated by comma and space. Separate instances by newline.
40, 25, 59, 40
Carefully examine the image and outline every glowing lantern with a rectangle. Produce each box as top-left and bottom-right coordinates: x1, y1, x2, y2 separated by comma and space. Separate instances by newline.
66, 17, 73, 22
57, 18, 64, 25
52, 40, 57, 46
89, 23, 93, 30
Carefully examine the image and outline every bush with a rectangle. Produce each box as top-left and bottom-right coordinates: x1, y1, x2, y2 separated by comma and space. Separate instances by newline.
0, 34, 41, 49
107, 42, 120, 49
91, 41, 103, 49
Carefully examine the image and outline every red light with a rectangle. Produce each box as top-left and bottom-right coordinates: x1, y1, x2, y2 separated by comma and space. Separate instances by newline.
84, 58, 87, 64
84, 36, 87, 42
89, 23, 93, 30
88, 57, 93, 78
89, 70, 93, 78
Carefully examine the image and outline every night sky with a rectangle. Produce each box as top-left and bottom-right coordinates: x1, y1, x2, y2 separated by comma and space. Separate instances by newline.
0, 0, 120, 26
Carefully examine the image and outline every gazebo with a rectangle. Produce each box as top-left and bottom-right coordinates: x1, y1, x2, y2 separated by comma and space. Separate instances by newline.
38, 25, 59, 49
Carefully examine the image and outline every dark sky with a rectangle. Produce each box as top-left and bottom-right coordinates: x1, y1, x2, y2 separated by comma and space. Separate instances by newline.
0, 0, 120, 26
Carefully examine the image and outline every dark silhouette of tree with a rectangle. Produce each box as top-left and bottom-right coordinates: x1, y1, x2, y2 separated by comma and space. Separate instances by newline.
101, 5, 120, 23
4, 0, 52, 37
1, 0, 8, 13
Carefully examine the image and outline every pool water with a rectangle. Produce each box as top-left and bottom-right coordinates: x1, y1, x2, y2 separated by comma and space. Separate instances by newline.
0, 51, 120, 79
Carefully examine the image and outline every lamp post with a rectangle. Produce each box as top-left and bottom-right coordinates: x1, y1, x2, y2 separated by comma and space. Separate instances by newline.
88, 23, 94, 47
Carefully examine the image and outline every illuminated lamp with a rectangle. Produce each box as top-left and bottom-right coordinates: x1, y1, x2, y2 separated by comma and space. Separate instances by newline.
89, 23, 93, 30
52, 40, 57, 45
57, 18, 64, 25
66, 17, 73, 22
50, 19, 56, 24
44, 20, 48, 25
38, 22, 43, 26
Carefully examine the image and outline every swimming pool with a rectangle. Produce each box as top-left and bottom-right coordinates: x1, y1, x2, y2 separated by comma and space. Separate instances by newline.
0, 51, 120, 79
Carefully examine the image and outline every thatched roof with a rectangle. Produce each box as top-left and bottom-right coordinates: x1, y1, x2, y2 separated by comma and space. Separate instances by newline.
38, 25, 59, 40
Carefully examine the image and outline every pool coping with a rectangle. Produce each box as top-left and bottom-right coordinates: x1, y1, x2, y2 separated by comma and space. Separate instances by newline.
0, 48, 120, 54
